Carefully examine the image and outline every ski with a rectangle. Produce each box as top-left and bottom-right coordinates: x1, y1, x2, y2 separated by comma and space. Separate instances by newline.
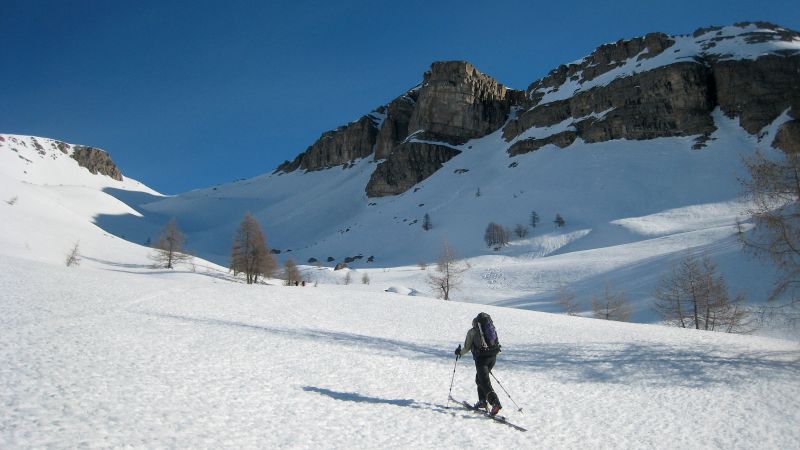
448, 396, 528, 432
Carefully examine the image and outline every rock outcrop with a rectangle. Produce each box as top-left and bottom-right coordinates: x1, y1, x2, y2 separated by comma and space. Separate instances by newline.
365, 62, 522, 196
70, 145, 123, 180
407, 61, 520, 144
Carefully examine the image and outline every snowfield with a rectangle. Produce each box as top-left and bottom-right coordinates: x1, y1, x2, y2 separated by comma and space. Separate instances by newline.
1, 255, 798, 448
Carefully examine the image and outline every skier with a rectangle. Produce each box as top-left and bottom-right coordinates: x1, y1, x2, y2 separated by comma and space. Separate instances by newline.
455, 313, 502, 416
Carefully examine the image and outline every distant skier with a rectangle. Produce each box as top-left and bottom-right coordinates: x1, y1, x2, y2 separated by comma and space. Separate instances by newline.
455, 312, 502, 416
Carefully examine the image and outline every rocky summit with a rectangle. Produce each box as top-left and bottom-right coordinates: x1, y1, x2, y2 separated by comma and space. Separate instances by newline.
276, 22, 800, 197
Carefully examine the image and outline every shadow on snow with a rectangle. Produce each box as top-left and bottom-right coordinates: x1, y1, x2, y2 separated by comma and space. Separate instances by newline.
134, 311, 800, 388
300, 386, 490, 422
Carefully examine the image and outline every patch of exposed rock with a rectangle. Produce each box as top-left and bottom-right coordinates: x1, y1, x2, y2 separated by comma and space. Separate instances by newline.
70, 146, 123, 181
508, 131, 577, 156
366, 142, 461, 197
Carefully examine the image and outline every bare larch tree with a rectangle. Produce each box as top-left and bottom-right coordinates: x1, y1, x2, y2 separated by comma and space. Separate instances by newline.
555, 281, 578, 316
592, 282, 632, 321
151, 218, 191, 269
230, 212, 276, 284
65, 240, 81, 267
484, 222, 509, 248
283, 257, 302, 286
427, 240, 467, 300
653, 250, 751, 333
740, 149, 800, 325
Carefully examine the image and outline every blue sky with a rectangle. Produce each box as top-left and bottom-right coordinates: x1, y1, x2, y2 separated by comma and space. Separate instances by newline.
2, 0, 798, 194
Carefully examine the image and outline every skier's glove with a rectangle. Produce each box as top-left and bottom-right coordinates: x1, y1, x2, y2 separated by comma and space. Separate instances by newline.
454, 345, 461, 356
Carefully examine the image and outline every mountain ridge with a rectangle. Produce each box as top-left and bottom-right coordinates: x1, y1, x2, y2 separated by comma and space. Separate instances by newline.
276, 22, 800, 198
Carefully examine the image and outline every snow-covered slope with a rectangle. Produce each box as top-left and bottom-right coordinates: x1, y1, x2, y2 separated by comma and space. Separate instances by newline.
0, 134, 219, 272
1, 253, 797, 448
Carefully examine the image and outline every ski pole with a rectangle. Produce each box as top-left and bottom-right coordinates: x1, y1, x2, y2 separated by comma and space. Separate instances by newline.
490, 371, 524, 413
447, 353, 460, 407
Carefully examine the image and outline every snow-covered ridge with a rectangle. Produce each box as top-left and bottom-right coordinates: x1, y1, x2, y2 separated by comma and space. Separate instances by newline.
531, 22, 800, 104
0, 133, 157, 193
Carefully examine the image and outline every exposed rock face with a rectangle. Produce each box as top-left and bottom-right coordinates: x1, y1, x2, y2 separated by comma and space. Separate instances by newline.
504, 62, 717, 151
574, 63, 717, 143
70, 146, 123, 181
711, 55, 800, 134
407, 61, 519, 144
374, 89, 419, 160
275, 114, 380, 172
365, 62, 522, 196
366, 142, 461, 197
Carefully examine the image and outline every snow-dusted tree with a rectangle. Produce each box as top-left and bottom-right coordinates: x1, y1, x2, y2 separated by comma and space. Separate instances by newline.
422, 213, 433, 231
555, 281, 578, 316
484, 222, 509, 248
554, 214, 566, 227
65, 240, 81, 267
740, 150, 800, 325
427, 240, 467, 300
6, 196, 18, 206
343, 271, 352, 285
514, 224, 528, 238
530, 211, 540, 228
475, 187, 481, 198
653, 251, 751, 333
230, 212, 276, 284
283, 257, 302, 286
361, 272, 370, 285
592, 283, 631, 321
151, 218, 191, 269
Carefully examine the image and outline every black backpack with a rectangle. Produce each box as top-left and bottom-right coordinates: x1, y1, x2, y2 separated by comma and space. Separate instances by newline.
473, 312, 501, 355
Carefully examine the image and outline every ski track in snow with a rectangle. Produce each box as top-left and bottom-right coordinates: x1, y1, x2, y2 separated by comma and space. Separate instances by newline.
1, 255, 798, 449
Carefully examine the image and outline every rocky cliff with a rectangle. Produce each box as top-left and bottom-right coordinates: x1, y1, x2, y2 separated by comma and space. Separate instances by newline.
277, 22, 800, 196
